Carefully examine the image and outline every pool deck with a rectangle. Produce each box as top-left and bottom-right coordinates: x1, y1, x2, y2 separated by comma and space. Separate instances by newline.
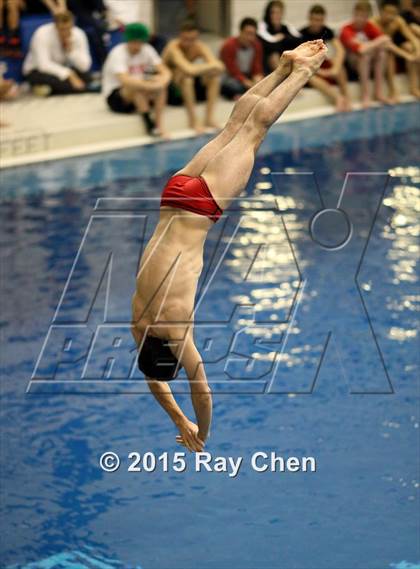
0, 75, 415, 169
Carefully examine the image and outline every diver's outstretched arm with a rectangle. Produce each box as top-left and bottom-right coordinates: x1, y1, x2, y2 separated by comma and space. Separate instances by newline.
146, 378, 204, 452
167, 335, 213, 444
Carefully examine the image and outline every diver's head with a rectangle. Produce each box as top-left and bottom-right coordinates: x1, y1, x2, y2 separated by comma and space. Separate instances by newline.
137, 335, 182, 381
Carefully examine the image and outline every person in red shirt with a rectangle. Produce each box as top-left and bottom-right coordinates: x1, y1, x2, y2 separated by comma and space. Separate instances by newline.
340, 1, 392, 107
220, 17, 264, 100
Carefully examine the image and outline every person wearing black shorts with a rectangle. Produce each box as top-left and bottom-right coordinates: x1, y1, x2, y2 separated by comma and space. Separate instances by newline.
299, 4, 351, 111
162, 20, 224, 134
107, 88, 135, 113
102, 23, 171, 136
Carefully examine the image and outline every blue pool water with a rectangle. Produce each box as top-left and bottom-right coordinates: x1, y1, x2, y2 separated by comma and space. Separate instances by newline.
1, 104, 419, 569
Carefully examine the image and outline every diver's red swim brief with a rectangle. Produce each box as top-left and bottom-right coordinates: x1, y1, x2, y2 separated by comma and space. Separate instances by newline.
161, 174, 223, 223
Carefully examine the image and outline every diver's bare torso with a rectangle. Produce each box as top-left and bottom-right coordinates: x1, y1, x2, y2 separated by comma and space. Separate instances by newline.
131, 41, 328, 351
131, 207, 212, 346
130, 40, 328, 450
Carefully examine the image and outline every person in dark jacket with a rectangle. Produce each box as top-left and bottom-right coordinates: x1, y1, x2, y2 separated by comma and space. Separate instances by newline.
220, 17, 264, 100
258, 0, 301, 73
66, 0, 108, 65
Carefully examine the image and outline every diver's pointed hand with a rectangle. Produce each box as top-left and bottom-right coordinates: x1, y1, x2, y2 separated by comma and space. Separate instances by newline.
177, 419, 205, 452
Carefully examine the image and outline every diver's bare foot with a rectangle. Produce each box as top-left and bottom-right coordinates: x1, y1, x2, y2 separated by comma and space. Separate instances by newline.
409, 88, 420, 99
284, 39, 324, 61
284, 41, 328, 77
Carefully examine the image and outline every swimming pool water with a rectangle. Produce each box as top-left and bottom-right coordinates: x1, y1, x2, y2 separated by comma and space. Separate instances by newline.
1, 103, 419, 569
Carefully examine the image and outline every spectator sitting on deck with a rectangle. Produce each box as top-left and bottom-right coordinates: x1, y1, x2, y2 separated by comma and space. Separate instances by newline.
401, 0, 420, 37
162, 20, 224, 133
23, 10, 92, 96
299, 4, 351, 112
258, 1, 301, 73
373, 0, 420, 100
340, 1, 392, 107
102, 22, 171, 137
220, 17, 264, 100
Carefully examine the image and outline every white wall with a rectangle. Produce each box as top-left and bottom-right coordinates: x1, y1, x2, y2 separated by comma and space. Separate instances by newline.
197, 0, 223, 34
139, 0, 154, 29
105, 0, 154, 29
229, 0, 379, 35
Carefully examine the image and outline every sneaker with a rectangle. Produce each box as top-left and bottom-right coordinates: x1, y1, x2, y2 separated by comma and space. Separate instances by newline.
32, 84, 52, 97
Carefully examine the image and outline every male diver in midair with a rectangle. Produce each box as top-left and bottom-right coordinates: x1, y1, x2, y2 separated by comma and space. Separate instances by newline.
132, 40, 328, 452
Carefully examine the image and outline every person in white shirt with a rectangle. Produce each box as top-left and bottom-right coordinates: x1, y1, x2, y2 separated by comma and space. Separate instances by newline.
102, 22, 171, 137
23, 11, 92, 96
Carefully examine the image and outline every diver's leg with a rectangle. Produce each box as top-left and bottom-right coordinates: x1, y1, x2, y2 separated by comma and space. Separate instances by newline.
174, 52, 294, 177
201, 43, 328, 209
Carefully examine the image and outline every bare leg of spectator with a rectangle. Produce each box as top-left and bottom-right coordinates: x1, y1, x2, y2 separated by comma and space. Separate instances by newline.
7, 0, 19, 30
308, 75, 346, 111
6, 0, 21, 52
120, 86, 167, 138
174, 71, 203, 134
407, 60, 420, 98
386, 52, 399, 104
120, 87, 149, 113
152, 88, 168, 138
336, 67, 352, 111
373, 47, 391, 104
0, 0, 19, 42
203, 73, 221, 129
401, 42, 420, 98
356, 52, 373, 108
121, 87, 155, 134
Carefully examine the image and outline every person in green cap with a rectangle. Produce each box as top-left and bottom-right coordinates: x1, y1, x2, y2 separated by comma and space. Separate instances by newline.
102, 22, 171, 136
